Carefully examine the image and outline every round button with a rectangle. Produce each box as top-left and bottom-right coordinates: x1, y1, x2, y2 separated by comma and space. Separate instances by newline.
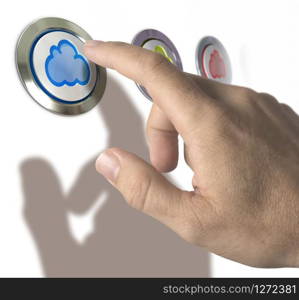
132, 29, 183, 100
16, 17, 106, 115
30, 30, 97, 103
196, 36, 232, 84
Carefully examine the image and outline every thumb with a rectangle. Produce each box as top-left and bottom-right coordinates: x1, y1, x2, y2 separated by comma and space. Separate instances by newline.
95, 147, 196, 239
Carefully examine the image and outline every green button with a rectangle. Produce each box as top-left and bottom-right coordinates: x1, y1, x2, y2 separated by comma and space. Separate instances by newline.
153, 45, 173, 64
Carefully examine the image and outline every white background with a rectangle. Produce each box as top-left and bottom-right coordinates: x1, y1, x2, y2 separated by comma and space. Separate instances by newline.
0, 0, 299, 277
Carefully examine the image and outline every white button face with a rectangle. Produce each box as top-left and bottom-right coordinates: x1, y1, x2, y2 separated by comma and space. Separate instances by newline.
202, 44, 228, 83
31, 31, 97, 103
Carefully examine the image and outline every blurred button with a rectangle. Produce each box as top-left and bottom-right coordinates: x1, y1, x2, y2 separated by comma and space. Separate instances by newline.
196, 36, 232, 84
142, 39, 175, 64
132, 29, 183, 100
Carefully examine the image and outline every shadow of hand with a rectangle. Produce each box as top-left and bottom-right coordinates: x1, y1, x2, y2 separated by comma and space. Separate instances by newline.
21, 158, 82, 276
20, 77, 210, 277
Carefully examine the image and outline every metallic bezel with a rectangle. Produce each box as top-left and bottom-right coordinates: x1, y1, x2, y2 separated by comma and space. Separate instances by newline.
16, 17, 106, 115
132, 29, 183, 101
195, 36, 232, 84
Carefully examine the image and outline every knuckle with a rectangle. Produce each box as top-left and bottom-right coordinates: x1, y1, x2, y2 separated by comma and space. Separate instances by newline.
259, 92, 274, 99
280, 103, 292, 112
280, 103, 289, 109
233, 87, 257, 106
203, 89, 261, 141
238, 87, 255, 99
259, 92, 279, 105
258, 93, 282, 113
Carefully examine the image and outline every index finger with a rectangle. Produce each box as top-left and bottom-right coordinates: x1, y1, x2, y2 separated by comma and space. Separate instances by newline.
84, 40, 214, 136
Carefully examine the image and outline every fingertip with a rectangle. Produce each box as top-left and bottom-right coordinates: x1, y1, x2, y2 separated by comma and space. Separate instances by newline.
84, 40, 104, 48
151, 155, 178, 173
149, 140, 178, 173
83, 40, 104, 58
95, 149, 121, 183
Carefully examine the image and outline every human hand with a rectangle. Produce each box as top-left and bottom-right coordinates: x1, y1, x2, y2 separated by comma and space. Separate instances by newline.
84, 40, 299, 268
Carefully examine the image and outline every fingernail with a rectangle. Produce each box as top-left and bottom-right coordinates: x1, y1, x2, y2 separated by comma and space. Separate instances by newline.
85, 40, 104, 47
96, 151, 120, 183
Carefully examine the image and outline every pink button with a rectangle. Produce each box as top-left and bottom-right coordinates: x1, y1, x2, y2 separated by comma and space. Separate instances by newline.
202, 45, 226, 79
196, 36, 232, 84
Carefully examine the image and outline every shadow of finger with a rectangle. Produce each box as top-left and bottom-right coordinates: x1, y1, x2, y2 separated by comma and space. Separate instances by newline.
20, 158, 82, 276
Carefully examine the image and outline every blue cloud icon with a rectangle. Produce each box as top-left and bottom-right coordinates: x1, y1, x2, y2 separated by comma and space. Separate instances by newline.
45, 40, 90, 87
